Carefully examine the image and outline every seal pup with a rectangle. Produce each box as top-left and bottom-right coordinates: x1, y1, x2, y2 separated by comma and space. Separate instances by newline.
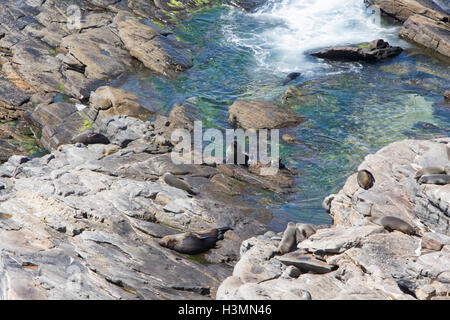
418, 174, 450, 185
278, 222, 297, 254
414, 166, 447, 180
369, 216, 416, 235
163, 173, 198, 195
357, 169, 375, 190
71, 130, 110, 145
225, 140, 249, 166
158, 226, 233, 254
282, 72, 301, 86
295, 223, 318, 244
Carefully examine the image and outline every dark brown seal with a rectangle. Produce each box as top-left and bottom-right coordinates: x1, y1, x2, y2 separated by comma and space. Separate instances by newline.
414, 166, 446, 180
71, 130, 110, 145
418, 174, 450, 185
370, 216, 416, 235
357, 169, 375, 190
163, 173, 197, 195
158, 227, 232, 254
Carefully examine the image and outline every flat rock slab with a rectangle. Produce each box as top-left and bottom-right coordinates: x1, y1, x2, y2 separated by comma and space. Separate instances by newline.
228, 100, 306, 130
277, 251, 335, 274
400, 14, 450, 58
298, 225, 385, 254
310, 39, 402, 62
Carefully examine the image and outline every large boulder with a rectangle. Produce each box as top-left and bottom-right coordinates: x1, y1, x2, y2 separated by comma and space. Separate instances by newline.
228, 100, 306, 130
400, 14, 450, 58
87, 86, 153, 125
116, 13, 193, 76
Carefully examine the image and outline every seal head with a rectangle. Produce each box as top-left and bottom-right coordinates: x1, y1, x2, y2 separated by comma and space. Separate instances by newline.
357, 170, 375, 190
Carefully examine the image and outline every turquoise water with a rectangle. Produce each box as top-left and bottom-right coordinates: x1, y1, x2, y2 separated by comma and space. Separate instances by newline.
114, 2, 450, 231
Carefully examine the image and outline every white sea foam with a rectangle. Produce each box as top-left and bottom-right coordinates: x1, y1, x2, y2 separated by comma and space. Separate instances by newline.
223, 0, 403, 74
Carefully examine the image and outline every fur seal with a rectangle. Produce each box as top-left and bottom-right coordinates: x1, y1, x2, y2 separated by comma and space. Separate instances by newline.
163, 173, 198, 195
357, 169, 375, 190
414, 166, 446, 180
158, 226, 232, 254
226, 140, 249, 166
369, 216, 416, 235
418, 174, 450, 185
278, 222, 297, 254
295, 223, 317, 244
282, 72, 301, 85
71, 130, 110, 145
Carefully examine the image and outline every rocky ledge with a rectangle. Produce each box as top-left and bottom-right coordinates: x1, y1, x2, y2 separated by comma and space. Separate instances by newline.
217, 138, 450, 300
365, 0, 450, 57
0, 98, 305, 299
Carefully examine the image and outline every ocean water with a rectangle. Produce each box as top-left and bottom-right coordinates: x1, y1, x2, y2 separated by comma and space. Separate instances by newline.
114, 0, 450, 231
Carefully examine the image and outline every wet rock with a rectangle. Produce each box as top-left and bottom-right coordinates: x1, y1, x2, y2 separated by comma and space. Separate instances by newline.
310, 39, 403, 62
228, 100, 306, 130
229, 0, 268, 11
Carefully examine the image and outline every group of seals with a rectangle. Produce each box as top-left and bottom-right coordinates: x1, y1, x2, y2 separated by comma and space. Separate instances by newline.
357, 169, 375, 190
278, 222, 319, 254
413, 165, 450, 185
163, 173, 198, 195
369, 216, 417, 236
158, 227, 233, 255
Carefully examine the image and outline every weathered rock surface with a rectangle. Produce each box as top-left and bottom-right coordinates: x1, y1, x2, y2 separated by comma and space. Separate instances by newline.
117, 13, 193, 76
228, 100, 306, 130
365, 0, 450, 57
0, 114, 285, 299
310, 39, 403, 62
218, 138, 450, 300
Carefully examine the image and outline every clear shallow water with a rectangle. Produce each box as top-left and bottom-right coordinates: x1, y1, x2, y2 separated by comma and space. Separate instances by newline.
114, 1, 450, 231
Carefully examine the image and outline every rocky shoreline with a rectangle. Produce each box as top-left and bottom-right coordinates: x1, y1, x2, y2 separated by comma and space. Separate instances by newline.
0, 0, 449, 300
217, 138, 450, 300
365, 0, 449, 58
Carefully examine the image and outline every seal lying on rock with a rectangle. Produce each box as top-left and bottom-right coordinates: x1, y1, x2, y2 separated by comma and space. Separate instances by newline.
369, 216, 416, 235
158, 227, 233, 254
163, 173, 198, 195
71, 130, 110, 145
414, 166, 448, 180
357, 169, 375, 190
418, 174, 450, 185
278, 222, 297, 254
